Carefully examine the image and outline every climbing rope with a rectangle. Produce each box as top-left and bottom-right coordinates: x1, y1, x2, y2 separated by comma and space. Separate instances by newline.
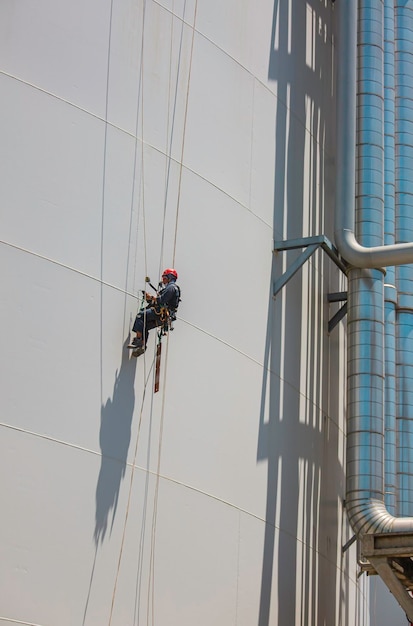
107, 352, 157, 625
109, 0, 198, 622
146, 2, 199, 623
107, 0, 150, 622
171, 1, 199, 267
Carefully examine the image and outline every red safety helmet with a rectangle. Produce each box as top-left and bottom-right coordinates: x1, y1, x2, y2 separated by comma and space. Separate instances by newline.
162, 268, 178, 280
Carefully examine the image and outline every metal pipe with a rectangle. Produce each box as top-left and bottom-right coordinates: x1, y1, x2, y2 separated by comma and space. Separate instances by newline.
384, 284, 397, 513
395, 0, 413, 516
336, 0, 413, 534
335, 0, 413, 269
383, 0, 397, 514
346, 267, 387, 535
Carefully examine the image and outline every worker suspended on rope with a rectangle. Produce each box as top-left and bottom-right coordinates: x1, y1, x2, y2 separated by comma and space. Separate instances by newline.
128, 268, 181, 356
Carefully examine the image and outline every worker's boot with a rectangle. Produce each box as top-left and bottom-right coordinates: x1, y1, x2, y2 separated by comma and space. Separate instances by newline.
132, 345, 146, 358
127, 333, 143, 349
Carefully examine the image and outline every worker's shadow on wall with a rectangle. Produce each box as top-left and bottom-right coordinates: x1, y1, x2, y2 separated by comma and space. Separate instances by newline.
94, 339, 137, 545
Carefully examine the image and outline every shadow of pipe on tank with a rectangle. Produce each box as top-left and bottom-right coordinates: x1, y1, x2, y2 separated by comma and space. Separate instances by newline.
255, 0, 348, 622
257, 221, 348, 626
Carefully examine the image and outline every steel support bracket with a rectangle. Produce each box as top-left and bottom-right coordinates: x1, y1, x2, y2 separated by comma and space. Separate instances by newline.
342, 534, 357, 553
358, 532, 413, 621
273, 235, 347, 298
273, 236, 348, 330
327, 291, 348, 333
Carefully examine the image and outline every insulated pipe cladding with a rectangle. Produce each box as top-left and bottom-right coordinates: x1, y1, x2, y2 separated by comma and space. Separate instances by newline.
335, 0, 413, 536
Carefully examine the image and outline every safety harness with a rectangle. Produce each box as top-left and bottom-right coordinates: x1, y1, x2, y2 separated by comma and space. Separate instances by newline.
152, 283, 181, 334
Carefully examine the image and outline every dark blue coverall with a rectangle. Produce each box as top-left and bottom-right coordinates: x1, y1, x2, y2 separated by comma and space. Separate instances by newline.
132, 279, 180, 347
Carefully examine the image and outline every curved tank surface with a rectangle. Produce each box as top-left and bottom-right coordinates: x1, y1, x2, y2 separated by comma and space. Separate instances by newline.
0, 0, 369, 624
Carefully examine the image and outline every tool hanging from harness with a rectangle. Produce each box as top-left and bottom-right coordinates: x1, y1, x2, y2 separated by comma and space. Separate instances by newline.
143, 275, 181, 393
154, 305, 172, 333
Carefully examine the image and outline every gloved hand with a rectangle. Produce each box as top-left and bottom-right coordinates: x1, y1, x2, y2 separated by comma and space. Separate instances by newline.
145, 292, 156, 304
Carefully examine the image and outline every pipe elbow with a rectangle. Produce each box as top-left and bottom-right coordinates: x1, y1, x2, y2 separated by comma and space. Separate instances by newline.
346, 497, 413, 537
346, 498, 397, 536
335, 228, 413, 269
334, 229, 376, 269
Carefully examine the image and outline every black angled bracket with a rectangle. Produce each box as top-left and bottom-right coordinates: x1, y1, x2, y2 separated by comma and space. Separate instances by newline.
327, 291, 348, 333
273, 235, 348, 332
342, 534, 357, 553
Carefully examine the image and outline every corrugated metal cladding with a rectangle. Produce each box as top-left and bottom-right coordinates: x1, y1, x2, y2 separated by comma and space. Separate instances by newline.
0, 1, 369, 625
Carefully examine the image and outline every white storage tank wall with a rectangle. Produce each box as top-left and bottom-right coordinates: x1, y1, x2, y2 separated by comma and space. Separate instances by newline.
0, 1, 369, 625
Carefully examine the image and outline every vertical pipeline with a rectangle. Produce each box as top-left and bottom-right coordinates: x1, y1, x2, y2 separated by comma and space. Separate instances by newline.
345, 0, 387, 535
356, 0, 384, 252
334, 0, 413, 267
384, 0, 397, 515
395, 0, 413, 516
335, 0, 413, 533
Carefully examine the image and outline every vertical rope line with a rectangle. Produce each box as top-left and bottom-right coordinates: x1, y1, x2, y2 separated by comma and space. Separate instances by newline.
108, 1, 150, 621
138, 0, 150, 381
126, 0, 149, 336
146, 5, 199, 622
140, 0, 148, 281
100, 0, 115, 410
142, 6, 179, 622
172, 0, 199, 266
157, 1, 186, 276
141, 91, 148, 280
147, 335, 170, 626
111, 0, 197, 619
158, 5, 176, 275
108, 355, 157, 626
